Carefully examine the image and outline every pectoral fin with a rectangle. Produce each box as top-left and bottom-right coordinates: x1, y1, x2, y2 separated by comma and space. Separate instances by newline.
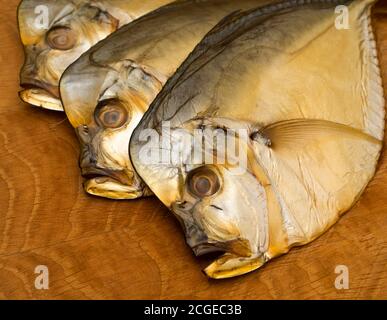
204, 254, 265, 279
252, 119, 382, 150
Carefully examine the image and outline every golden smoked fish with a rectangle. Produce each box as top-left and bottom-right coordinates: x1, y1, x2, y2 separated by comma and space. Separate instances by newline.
60, 0, 277, 200
130, 0, 385, 278
18, 0, 174, 111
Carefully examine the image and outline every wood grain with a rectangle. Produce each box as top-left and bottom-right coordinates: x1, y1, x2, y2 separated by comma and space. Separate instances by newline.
0, 0, 386, 300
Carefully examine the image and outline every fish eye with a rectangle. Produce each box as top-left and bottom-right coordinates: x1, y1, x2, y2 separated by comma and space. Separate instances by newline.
46, 27, 77, 50
187, 167, 221, 198
95, 99, 129, 129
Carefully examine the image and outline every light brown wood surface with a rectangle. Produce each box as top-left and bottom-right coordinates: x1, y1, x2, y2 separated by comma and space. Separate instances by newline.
0, 0, 386, 300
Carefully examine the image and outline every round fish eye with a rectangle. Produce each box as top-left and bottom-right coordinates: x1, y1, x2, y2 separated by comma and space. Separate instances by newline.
187, 167, 221, 198
95, 99, 129, 129
46, 27, 77, 50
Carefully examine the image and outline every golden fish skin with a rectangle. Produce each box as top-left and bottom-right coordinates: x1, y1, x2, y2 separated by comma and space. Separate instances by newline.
130, 0, 385, 278
18, 0, 174, 111
60, 0, 278, 200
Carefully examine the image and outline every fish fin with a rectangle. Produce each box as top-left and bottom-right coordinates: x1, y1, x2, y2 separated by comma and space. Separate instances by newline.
204, 254, 265, 279
252, 119, 382, 150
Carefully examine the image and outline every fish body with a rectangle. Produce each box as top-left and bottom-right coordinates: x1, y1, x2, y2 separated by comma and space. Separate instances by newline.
130, 0, 384, 278
60, 0, 278, 199
18, 0, 174, 111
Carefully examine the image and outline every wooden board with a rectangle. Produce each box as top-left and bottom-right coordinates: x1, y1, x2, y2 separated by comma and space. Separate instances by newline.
0, 0, 386, 300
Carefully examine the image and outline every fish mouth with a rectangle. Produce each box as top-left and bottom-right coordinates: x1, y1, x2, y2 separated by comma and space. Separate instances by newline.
193, 240, 258, 280
19, 81, 63, 111
192, 239, 252, 258
172, 205, 252, 258
192, 243, 226, 256
81, 167, 145, 200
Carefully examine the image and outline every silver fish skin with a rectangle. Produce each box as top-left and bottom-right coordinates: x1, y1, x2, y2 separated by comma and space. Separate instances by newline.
18, 0, 174, 111
60, 0, 278, 200
130, 0, 384, 278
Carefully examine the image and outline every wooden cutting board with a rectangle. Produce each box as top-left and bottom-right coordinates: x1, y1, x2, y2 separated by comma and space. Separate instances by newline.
0, 0, 386, 300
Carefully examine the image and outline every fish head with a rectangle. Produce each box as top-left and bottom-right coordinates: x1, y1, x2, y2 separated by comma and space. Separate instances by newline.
131, 119, 269, 277
61, 55, 165, 199
18, 0, 119, 111
172, 164, 265, 258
